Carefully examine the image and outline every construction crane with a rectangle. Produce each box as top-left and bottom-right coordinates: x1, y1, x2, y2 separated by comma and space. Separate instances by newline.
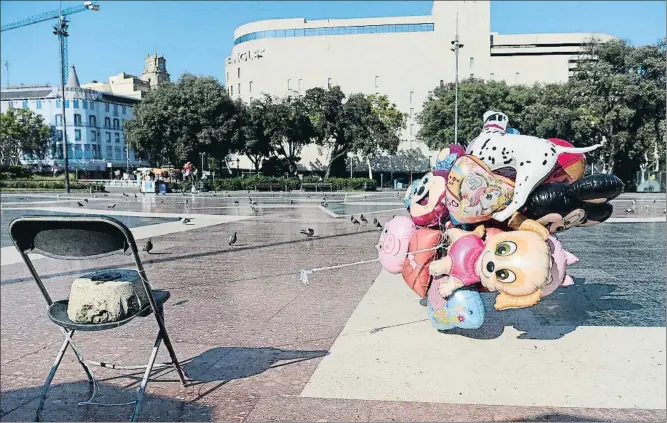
1, 1, 100, 81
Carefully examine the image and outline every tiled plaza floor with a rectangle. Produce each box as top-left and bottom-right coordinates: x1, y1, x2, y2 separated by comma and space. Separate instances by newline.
0, 192, 665, 421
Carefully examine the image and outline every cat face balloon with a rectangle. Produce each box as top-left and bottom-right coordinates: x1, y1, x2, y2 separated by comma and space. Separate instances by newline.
409, 172, 449, 227
376, 216, 416, 274
445, 155, 514, 225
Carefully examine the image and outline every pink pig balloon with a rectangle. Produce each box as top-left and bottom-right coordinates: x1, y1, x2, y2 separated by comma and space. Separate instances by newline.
376, 216, 416, 274
542, 236, 579, 297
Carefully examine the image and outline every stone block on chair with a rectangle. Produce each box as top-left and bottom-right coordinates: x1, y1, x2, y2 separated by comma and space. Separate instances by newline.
67, 269, 150, 324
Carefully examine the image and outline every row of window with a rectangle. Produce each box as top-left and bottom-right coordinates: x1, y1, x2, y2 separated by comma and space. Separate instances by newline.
55, 114, 123, 130
233, 23, 435, 45
51, 144, 129, 161
55, 129, 122, 144
54, 99, 128, 115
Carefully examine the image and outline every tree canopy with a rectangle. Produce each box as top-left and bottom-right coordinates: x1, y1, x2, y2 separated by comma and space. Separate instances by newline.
0, 108, 52, 165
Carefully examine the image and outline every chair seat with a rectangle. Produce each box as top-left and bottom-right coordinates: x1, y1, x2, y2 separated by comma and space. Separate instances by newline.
48, 290, 171, 331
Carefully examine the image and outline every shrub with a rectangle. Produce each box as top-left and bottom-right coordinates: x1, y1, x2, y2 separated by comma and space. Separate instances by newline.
0, 165, 33, 180
326, 177, 377, 191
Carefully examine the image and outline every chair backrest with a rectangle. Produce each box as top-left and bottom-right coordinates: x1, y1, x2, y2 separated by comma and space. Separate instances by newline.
9, 215, 137, 260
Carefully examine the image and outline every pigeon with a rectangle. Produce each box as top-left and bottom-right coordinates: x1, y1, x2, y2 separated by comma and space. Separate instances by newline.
185, 199, 189, 205
228, 231, 237, 246
57, 194, 61, 199
373, 217, 379, 225
321, 200, 328, 207
122, 192, 129, 197
360, 214, 368, 223
134, 193, 138, 198
625, 208, 634, 214
103, 194, 108, 197
351, 217, 361, 225
350, 215, 355, 223
375, 220, 382, 228
180, 217, 192, 225
77, 201, 84, 207
290, 199, 294, 205
663, 208, 666, 214
160, 199, 164, 203
248, 196, 253, 203
142, 192, 145, 196
83, 198, 88, 202
234, 200, 239, 205
250, 205, 259, 213
93, 194, 97, 198
143, 239, 153, 253
300, 228, 315, 237
108, 204, 116, 209
251, 200, 258, 206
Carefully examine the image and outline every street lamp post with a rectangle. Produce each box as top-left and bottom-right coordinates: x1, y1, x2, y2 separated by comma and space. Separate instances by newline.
450, 12, 464, 145
54, 14, 70, 193
236, 157, 240, 177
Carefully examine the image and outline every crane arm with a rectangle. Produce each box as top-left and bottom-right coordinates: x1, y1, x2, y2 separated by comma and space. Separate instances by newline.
1, 1, 99, 32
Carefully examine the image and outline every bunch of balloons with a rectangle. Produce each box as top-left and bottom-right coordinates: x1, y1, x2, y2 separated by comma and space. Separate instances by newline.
376, 111, 624, 331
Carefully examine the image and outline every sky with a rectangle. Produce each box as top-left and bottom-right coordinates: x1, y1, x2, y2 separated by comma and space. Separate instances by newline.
0, 1, 665, 88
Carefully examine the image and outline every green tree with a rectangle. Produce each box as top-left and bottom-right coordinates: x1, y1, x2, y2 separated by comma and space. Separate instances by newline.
125, 74, 241, 167
416, 79, 514, 149
265, 94, 315, 176
0, 108, 52, 165
362, 94, 406, 178
238, 96, 273, 173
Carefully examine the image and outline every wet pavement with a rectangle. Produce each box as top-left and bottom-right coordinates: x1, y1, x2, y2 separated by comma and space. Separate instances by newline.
0, 191, 665, 421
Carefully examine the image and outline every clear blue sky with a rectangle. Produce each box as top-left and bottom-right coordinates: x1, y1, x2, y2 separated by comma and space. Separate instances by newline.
1, 1, 664, 88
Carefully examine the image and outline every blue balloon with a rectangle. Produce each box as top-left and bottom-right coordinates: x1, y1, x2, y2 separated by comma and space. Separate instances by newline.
434, 152, 459, 172
427, 283, 485, 330
506, 128, 520, 135
404, 179, 421, 209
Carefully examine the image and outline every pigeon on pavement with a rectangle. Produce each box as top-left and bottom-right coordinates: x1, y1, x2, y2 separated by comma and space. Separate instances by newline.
375, 220, 382, 228
143, 239, 153, 253
360, 214, 368, 223
107, 204, 116, 209
180, 217, 193, 225
351, 217, 361, 225
228, 231, 237, 246
83, 198, 88, 202
122, 192, 129, 197
300, 228, 315, 237
77, 201, 84, 207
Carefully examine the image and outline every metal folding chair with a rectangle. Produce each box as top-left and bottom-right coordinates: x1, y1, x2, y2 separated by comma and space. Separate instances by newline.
8, 216, 188, 422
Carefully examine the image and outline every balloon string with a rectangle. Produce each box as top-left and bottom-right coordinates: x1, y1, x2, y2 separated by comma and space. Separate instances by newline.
298, 240, 447, 285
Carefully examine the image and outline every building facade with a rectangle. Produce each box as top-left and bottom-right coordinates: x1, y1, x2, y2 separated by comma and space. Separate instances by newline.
224, 0, 615, 171
82, 54, 171, 100
0, 65, 147, 171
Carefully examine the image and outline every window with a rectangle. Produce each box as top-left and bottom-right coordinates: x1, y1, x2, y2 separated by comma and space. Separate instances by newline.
249, 96, 254, 102
226, 72, 229, 81
287, 79, 292, 90
84, 144, 91, 158
74, 145, 82, 159
73, 99, 79, 108
56, 130, 63, 141
515, 72, 520, 84
55, 114, 63, 126
90, 115, 97, 127
56, 99, 61, 108
74, 114, 82, 126
230, 85, 234, 96
249, 81, 253, 92
104, 117, 111, 129
92, 144, 99, 159
115, 146, 122, 160
105, 103, 110, 112
75, 129, 81, 141
113, 104, 119, 116
409, 124, 414, 135
22, 100, 28, 108
115, 133, 120, 143
237, 83, 241, 95
409, 91, 414, 103
298, 79, 303, 91
327, 78, 332, 88
65, 100, 70, 108
374, 76, 379, 88
83, 100, 88, 109
469, 57, 475, 69
122, 105, 126, 115
106, 132, 111, 142
409, 108, 414, 118
90, 101, 95, 110
91, 130, 97, 142
106, 145, 112, 158
237, 68, 240, 78
490, 73, 495, 80
470, 73, 474, 78
36, 100, 42, 109
113, 118, 119, 130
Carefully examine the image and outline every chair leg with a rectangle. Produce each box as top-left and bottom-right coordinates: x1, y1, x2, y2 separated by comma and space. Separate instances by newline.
60, 329, 94, 384
129, 332, 162, 422
34, 336, 70, 422
152, 308, 188, 386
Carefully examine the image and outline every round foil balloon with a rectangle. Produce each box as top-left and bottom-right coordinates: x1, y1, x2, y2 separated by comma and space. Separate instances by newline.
375, 216, 416, 274
401, 228, 441, 297
427, 280, 485, 330
445, 155, 515, 225
409, 172, 449, 227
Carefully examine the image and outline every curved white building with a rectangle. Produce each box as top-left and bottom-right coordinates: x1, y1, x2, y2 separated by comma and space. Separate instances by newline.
225, 0, 615, 172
